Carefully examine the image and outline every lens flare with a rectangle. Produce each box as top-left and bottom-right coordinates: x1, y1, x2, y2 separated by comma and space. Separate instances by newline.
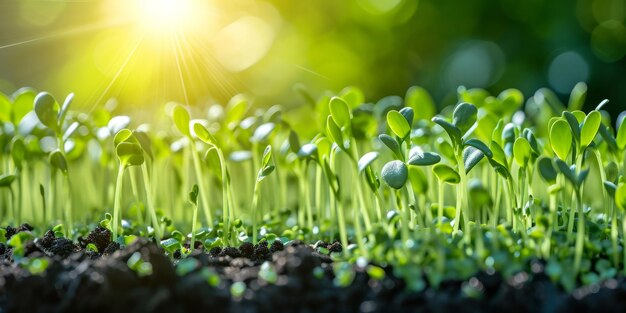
137, 0, 195, 34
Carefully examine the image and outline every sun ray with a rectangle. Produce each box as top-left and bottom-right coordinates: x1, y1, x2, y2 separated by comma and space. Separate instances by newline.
0, 20, 132, 50
172, 33, 190, 106
87, 37, 144, 113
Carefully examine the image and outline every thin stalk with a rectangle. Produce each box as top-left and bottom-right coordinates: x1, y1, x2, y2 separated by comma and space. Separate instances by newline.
129, 168, 143, 226
64, 175, 73, 238
190, 199, 198, 252
215, 149, 231, 245
112, 165, 125, 240
438, 182, 444, 226
352, 202, 368, 258
453, 152, 471, 242
573, 190, 585, 274
189, 142, 213, 227
400, 187, 411, 245
251, 181, 260, 244
622, 216, 626, 275
141, 163, 162, 240
610, 198, 618, 268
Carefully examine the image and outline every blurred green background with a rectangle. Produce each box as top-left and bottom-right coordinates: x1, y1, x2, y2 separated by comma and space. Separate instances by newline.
0, 0, 625, 115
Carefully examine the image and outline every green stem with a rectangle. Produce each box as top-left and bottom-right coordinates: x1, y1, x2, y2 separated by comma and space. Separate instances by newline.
141, 163, 162, 240
64, 175, 73, 238
190, 201, 198, 252
400, 187, 411, 245
129, 168, 143, 226
438, 182, 444, 226
611, 198, 618, 268
216, 149, 231, 245
453, 152, 471, 242
573, 190, 585, 274
112, 165, 125, 240
190, 142, 213, 227
251, 181, 260, 244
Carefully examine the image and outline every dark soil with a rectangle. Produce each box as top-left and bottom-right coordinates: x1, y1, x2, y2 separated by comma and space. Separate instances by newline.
1, 225, 626, 313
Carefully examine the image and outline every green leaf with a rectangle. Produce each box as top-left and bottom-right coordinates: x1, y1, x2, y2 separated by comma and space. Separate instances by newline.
555, 159, 579, 187
580, 110, 601, 148
378, 134, 402, 160
604, 181, 617, 198
381, 160, 408, 189
452, 102, 477, 134
34, 92, 60, 131
204, 147, 222, 181
568, 82, 587, 111
364, 166, 380, 192
322, 157, 340, 196
160, 238, 181, 253
0, 92, 10, 122
436, 139, 456, 163
133, 131, 154, 160
616, 115, 626, 150
116, 142, 145, 167
562, 111, 581, 144
615, 183, 626, 211
189, 184, 199, 206
513, 137, 532, 168
114, 129, 133, 147
49, 150, 68, 174
329, 96, 352, 127
489, 141, 507, 169
358, 151, 379, 173
408, 166, 428, 195
522, 129, 540, 154
172, 104, 191, 137
407, 148, 440, 166
0, 174, 16, 188
58, 93, 74, 129
497, 88, 524, 114
11, 87, 36, 125
326, 116, 345, 149
11, 137, 26, 170
432, 117, 462, 146
463, 139, 493, 158
600, 125, 619, 152
387, 110, 411, 139
550, 119, 572, 160
405, 86, 435, 121
262, 145, 272, 167
225, 94, 248, 124
463, 146, 484, 174
258, 165, 275, 182
537, 157, 557, 185
475, 112, 499, 143
192, 122, 217, 145
338, 86, 364, 109
432, 164, 460, 184
289, 131, 301, 153
399, 107, 414, 127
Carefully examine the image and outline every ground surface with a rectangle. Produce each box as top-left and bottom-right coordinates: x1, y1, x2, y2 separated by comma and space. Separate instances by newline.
0, 225, 625, 313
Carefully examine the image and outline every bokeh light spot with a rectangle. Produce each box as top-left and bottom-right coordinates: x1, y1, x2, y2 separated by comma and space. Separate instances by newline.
213, 16, 275, 72
548, 51, 589, 94
442, 41, 505, 89
591, 21, 626, 62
